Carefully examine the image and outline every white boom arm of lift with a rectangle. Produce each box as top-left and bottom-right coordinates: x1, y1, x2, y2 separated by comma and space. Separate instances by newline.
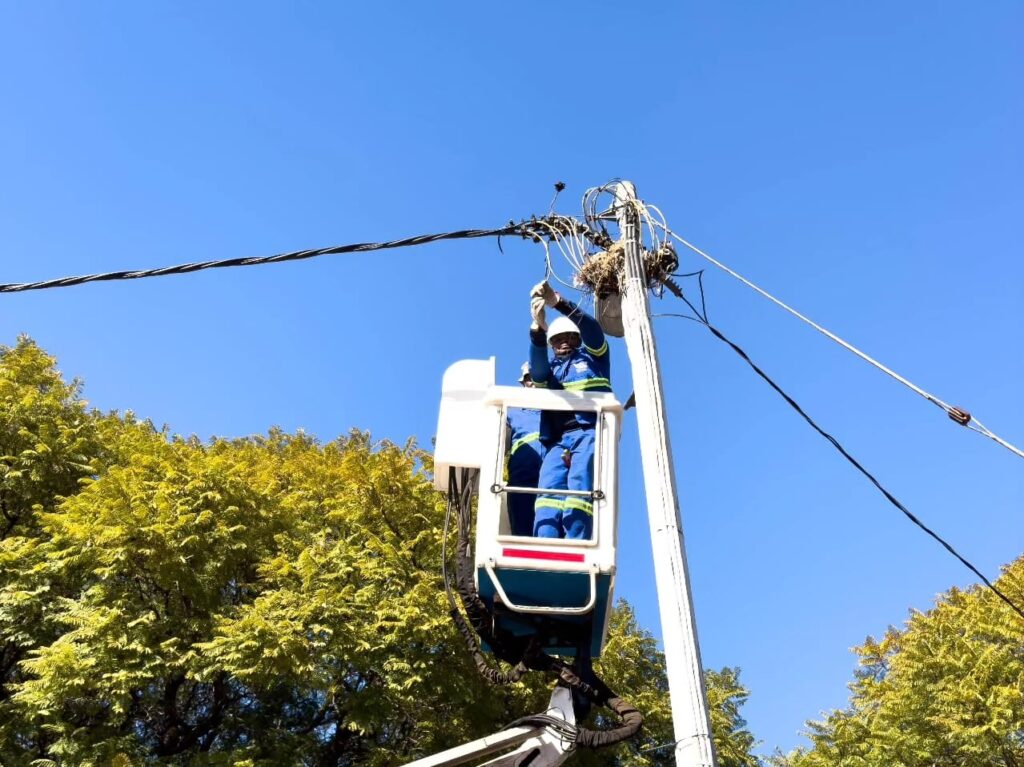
404, 687, 577, 767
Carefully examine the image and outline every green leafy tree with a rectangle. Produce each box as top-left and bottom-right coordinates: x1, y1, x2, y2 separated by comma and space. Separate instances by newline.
778, 558, 1024, 767
0, 338, 762, 765
585, 605, 760, 767
0, 338, 104, 755
705, 668, 761, 767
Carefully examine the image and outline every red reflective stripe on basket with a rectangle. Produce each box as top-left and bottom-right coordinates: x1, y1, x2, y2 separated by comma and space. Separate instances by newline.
502, 548, 586, 563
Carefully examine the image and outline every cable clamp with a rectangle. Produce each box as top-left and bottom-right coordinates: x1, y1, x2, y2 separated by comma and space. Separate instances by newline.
948, 407, 972, 426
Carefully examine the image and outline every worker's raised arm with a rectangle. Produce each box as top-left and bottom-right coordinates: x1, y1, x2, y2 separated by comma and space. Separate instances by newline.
528, 324, 551, 386
527, 284, 553, 385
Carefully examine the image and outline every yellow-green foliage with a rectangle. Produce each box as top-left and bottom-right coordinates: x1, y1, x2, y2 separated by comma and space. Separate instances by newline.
778, 558, 1024, 767
0, 338, 103, 760
584, 606, 760, 767
0, 338, 761, 765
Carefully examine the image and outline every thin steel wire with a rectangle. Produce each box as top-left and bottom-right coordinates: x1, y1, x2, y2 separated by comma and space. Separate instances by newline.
658, 224, 1024, 461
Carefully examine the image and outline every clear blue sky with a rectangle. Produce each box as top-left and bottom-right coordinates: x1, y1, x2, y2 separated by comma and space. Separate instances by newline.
2, 2, 1021, 757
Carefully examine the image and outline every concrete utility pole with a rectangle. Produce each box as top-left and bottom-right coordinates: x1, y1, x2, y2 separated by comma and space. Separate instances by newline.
615, 181, 717, 767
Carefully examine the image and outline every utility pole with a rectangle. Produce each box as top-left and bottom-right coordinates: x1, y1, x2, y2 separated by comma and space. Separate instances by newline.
615, 181, 717, 766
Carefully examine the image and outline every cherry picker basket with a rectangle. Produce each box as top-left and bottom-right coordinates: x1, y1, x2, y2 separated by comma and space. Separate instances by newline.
435, 358, 623, 658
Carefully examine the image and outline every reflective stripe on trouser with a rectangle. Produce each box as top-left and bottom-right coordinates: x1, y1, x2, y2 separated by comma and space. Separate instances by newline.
534, 429, 596, 540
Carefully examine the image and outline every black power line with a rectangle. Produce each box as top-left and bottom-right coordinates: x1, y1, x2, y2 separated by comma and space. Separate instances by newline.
0, 222, 559, 294
662, 279, 1024, 622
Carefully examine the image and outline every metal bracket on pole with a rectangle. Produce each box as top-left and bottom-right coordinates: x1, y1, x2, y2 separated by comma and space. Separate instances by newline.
615, 181, 718, 767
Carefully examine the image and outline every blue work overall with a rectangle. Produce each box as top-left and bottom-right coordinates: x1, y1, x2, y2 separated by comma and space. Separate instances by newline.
528, 302, 611, 539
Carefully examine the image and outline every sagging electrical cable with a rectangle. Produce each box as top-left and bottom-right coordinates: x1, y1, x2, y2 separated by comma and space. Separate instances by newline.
656, 224, 1024, 462
661, 279, 1024, 623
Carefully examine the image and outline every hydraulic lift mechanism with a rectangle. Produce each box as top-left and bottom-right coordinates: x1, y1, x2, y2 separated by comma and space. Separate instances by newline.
406, 687, 577, 767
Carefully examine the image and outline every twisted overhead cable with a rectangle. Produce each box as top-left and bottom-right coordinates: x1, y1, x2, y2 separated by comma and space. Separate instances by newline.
660, 226, 1024, 461
0, 220, 590, 294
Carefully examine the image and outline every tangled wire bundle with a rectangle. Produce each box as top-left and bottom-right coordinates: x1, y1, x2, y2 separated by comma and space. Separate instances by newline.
576, 243, 679, 297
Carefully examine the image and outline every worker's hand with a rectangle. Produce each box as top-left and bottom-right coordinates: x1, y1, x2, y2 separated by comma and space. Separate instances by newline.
530, 296, 547, 330
530, 280, 559, 307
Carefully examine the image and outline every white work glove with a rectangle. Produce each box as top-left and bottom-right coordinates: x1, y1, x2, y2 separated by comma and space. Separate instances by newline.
530, 280, 559, 307
530, 296, 547, 330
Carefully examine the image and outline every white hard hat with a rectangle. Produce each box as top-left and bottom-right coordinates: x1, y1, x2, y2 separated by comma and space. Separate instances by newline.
547, 316, 581, 343
518, 362, 531, 382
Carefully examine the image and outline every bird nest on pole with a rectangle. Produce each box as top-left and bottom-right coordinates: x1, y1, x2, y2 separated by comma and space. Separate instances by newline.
576, 243, 679, 298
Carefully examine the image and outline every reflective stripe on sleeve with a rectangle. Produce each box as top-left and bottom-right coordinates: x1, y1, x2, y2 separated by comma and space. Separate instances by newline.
563, 377, 611, 392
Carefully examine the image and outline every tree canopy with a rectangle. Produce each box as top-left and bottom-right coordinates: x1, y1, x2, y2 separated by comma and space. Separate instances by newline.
777, 557, 1024, 767
0, 337, 760, 766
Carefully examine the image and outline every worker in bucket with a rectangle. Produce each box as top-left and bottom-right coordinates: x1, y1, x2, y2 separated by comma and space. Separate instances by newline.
505, 363, 544, 536
527, 281, 611, 539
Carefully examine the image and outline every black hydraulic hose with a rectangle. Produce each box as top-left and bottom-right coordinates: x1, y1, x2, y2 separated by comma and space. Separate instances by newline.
445, 468, 528, 682
535, 661, 644, 748
575, 696, 644, 748
448, 607, 530, 685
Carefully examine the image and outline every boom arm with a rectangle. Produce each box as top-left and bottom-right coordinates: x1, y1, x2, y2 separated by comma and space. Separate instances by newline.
405, 687, 577, 767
